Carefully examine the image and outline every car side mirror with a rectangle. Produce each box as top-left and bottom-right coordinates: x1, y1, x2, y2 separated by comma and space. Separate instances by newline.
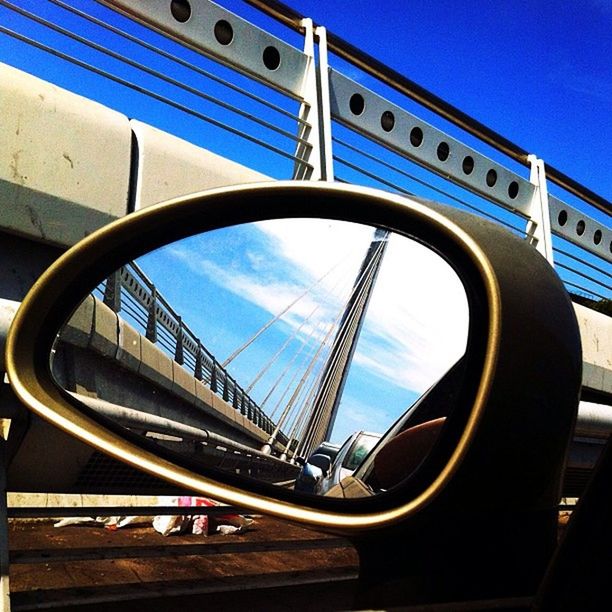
6, 181, 581, 562
308, 454, 332, 476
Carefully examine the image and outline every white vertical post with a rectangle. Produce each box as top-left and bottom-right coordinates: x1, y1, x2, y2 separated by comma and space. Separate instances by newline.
0, 419, 11, 612
527, 154, 554, 264
314, 26, 334, 181
293, 18, 321, 180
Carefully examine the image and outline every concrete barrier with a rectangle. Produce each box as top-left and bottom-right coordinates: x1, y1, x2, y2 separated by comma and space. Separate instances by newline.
574, 303, 612, 395
0, 63, 131, 246
172, 360, 198, 403
62, 296, 271, 443
61, 295, 95, 348
117, 317, 142, 371
90, 299, 119, 359
130, 119, 269, 210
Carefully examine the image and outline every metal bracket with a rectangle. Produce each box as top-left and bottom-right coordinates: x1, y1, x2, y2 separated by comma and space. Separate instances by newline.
315, 26, 334, 181
293, 19, 319, 180
97, 0, 308, 97
293, 21, 333, 180
328, 69, 535, 214
527, 155, 554, 264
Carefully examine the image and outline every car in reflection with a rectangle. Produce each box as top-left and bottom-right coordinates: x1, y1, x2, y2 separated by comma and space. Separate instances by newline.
293, 441, 341, 494
324, 359, 462, 498
316, 431, 381, 496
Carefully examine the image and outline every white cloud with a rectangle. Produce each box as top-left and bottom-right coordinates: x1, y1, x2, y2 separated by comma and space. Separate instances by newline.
255, 220, 469, 393
160, 218, 468, 401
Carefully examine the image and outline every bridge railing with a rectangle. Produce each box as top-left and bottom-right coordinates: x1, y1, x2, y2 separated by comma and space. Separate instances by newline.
244, 1, 611, 306
323, 74, 611, 304
0, 0, 608, 305
0, 0, 313, 179
97, 261, 288, 444
103, 0, 609, 306
93, 0, 610, 305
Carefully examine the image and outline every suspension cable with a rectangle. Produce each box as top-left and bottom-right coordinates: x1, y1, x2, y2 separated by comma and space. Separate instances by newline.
222, 243, 359, 368
245, 303, 321, 394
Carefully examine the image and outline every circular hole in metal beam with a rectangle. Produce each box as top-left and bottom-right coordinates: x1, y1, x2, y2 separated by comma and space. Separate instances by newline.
349, 94, 365, 115
593, 230, 602, 245
437, 142, 449, 161
576, 220, 586, 236
214, 20, 233, 45
462, 156, 474, 175
263, 46, 281, 70
486, 169, 497, 187
558, 210, 568, 226
170, 0, 191, 22
508, 181, 519, 199
381, 111, 395, 132
410, 127, 423, 147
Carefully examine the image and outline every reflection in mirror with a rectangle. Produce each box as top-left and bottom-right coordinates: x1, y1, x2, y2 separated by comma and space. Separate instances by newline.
51, 219, 469, 498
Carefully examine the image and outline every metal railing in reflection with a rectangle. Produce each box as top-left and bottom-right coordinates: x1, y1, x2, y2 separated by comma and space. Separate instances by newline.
99, 261, 288, 445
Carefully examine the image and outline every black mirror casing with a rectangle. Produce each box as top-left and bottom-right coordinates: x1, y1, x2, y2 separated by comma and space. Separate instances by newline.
308, 454, 332, 476
6, 182, 582, 604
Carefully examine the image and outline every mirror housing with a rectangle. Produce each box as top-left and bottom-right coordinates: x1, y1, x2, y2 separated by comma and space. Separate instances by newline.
6, 182, 582, 600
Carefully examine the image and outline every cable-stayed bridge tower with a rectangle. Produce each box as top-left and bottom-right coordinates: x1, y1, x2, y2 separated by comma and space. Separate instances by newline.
299, 227, 390, 457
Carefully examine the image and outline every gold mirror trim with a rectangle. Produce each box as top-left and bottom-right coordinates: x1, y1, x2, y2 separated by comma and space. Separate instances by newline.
6, 182, 501, 532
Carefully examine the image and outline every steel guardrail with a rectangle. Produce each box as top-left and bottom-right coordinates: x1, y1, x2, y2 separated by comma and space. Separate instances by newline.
99, 262, 288, 444
89, 0, 610, 299
245, 0, 612, 217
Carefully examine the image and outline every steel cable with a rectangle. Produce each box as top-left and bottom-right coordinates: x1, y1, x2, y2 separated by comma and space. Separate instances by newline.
0, 24, 311, 167
1, 1, 309, 148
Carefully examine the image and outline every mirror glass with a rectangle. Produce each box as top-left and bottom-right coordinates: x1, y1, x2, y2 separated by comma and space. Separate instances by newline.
51, 218, 469, 498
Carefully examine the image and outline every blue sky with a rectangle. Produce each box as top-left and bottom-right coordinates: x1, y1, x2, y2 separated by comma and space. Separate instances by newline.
283, 0, 612, 201
135, 219, 468, 445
